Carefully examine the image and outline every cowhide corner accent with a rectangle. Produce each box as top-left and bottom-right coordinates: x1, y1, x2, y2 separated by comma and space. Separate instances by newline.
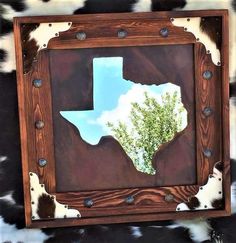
171, 17, 221, 66
29, 172, 81, 220
29, 22, 72, 50
176, 161, 223, 211
21, 22, 72, 74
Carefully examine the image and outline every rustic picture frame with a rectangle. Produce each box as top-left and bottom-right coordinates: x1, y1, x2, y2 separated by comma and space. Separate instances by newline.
13, 10, 230, 228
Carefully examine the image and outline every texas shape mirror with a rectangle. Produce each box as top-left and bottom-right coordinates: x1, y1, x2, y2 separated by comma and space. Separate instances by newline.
13, 10, 230, 228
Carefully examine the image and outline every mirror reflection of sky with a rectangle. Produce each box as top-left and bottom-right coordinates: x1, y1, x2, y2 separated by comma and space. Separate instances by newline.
61, 57, 185, 145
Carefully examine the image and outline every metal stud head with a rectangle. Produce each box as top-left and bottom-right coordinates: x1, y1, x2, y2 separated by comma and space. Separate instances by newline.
38, 158, 47, 167
164, 194, 174, 202
203, 107, 213, 117
202, 70, 213, 80
76, 32, 86, 40
117, 29, 127, 39
84, 198, 93, 208
125, 195, 134, 204
35, 120, 44, 129
203, 149, 212, 158
160, 28, 169, 37
33, 79, 42, 88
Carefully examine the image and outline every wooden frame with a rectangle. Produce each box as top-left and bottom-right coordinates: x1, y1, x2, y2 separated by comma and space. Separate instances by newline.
13, 10, 230, 228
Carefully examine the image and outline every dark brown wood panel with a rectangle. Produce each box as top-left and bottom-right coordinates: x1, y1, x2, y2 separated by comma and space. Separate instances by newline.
49, 45, 196, 192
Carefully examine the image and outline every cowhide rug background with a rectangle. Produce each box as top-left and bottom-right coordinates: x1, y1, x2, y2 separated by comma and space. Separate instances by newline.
0, 0, 236, 242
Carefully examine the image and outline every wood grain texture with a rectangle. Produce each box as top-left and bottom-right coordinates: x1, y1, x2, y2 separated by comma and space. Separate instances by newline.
13, 10, 229, 23
221, 12, 231, 214
54, 185, 199, 218
29, 209, 231, 228
47, 19, 195, 49
19, 50, 56, 194
14, 18, 32, 227
195, 43, 222, 185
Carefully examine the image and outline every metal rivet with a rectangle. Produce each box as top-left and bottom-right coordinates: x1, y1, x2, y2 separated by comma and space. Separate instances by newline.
203, 70, 213, 80
76, 32, 86, 40
43, 44, 46, 47
64, 205, 68, 208
219, 191, 222, 194
49, 23, 52, 27
160, 28, 169, 37
196, 38, 200, 41
125, 195, 134, 204
217, 62, 221, 66
31, 188, 34, 191
29, 172, 33, 176
200, 186, 203, 190
203, 107, 213, 117
203, 148, 212, 158
187, 18, 190, 21
164, 194, 174, 202
64, 215, 67, 218
41, 184, 44, 188
32, 216, 35, 219
68, 22, 71, 26
38, 158, 47, 167
207, 50, 210, 54
184, 27, 188, 31
32, 201, 34, 204
177, 207, 180, 211
77, 214, 80, 217
219, 178, 222, 181
33, 79, 42, 88
35, 120, 44, 129
84, 198, 93, 208
170, 18, 174, 22
204, 205, 207, 208
55, 33, 58, 37
117, 29, 127, 39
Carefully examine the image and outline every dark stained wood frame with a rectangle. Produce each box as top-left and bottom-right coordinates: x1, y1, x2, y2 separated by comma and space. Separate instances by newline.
13, 10, 230, 228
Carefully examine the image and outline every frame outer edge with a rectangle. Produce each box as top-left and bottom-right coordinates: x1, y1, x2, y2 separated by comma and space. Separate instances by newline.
13, 17, 32, 226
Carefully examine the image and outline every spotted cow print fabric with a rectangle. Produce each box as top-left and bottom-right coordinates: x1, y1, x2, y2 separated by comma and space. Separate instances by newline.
0, 0, 236, 242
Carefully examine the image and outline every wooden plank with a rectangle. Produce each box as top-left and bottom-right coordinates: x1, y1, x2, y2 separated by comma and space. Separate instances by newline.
55, 185, 199, 218
29, 209, 231, 228
13, 18, 32, 227
221, 11, 231, 214
195, 43, 222, 185
13, 10, 228, 24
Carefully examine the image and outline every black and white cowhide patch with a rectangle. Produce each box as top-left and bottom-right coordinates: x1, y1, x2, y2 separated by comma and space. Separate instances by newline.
177, 162, 223, 211
29, 172, 81, 220
0, 0, 236, 242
